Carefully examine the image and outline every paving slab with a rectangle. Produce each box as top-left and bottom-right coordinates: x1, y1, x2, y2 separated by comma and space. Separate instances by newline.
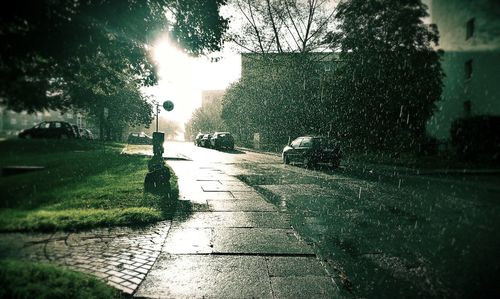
173, 211, 290, 229
162, 227, 213, 254
231, 191, 267, 200
270, 276, 339, 299
207, 199, 277, 211
201, 183, 254, 192
266, 256, 329, 277
134, 254, 273, 298
212, 228, 314, 255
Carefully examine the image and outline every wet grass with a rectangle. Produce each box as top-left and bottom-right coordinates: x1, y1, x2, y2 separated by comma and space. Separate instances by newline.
0, 139, 179, 231
0, 259, 121, 298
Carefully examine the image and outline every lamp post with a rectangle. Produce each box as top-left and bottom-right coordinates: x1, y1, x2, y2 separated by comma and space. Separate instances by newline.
145, 100, 175, 196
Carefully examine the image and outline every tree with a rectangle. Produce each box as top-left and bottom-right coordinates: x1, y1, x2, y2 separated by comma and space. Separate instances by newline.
222, 53, 326, 147
185, 96, 227, 140
328, 0, 443, 152
227, 0, 338, 54
0, 0, 228, 131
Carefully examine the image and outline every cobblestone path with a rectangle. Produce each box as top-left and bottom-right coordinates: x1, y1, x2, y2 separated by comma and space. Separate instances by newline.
0, 221, 171, 294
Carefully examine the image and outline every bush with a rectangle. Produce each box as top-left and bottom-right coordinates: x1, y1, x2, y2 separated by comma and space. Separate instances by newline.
450, 116, 500, 162
416, 135, 438, 157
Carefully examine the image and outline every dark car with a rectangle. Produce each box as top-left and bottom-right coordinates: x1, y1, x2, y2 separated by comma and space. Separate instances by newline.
210, 132, 235, 150
282, 136, 342, 168
194, 133, 205, 146
200, 133, 212, 148
18, 121, 76, 139
127, 132, 153, 144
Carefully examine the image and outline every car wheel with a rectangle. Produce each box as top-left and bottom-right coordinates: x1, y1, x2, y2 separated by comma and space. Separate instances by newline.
283, 154, 290, 165
24, 134, 32, 139
60, 134, 68, 139
303, 156, 313, 169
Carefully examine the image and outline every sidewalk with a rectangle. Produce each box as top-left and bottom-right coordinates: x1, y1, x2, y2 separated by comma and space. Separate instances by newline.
134, 160, 341, 298
0, 154, 341, 298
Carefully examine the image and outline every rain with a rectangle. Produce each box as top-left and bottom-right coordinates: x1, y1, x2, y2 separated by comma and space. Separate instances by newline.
1, 0, 500, 298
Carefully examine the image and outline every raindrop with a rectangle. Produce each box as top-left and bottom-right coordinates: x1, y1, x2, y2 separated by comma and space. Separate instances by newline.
358, 187, 362, 199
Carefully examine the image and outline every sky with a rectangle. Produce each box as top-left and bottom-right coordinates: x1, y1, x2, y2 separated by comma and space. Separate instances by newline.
146, 36, 241, 130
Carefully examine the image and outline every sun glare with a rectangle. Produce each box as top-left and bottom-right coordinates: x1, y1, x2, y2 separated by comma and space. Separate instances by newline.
147, 35, 241, 138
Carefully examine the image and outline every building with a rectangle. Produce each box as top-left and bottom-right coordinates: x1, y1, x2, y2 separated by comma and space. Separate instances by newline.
201, 90, 225, 108
426, 0, 500, 141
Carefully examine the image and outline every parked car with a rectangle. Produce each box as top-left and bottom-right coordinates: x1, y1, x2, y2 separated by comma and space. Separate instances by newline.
210, 132, 235, 150
127, 132, 153, 144
200, 133, 212, 148
194, 133, 205, 146
79, 128, 95, 140
18, 121, 76, 139
282, 136, 342, 168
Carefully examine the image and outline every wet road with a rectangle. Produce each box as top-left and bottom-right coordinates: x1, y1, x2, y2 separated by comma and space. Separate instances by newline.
160, 141, 500, 298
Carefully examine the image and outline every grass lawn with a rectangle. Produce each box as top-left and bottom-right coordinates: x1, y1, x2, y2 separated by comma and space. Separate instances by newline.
0, 259, 121, 298
0, 139, 178, 232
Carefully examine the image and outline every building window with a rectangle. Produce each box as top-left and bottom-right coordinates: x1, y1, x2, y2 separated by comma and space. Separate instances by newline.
466, 18, 475, 40
463, 100, 472, 117
465, 59, 473, 79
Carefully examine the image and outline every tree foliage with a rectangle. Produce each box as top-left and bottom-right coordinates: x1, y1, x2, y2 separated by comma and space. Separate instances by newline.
185, 96, 227, 140
0, 0, 228, 139
329, 0, 443, 152
222, 0, 443, 153
227, 0, 337, 53
222, 54, 326, 146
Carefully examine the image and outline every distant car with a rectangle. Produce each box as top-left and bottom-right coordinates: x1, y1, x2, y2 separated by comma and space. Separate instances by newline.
18, 121, 76, 139
282, 136, 342, 168
194, 133, 205, 146
200, 133, 212, 148
80, 128, 95, 140
210, 132, 235, 150
127, 132, 152, 145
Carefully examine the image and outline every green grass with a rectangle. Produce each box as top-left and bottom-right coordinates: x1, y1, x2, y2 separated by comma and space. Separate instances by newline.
0, 139, 179, 232
0, 259, 121, 299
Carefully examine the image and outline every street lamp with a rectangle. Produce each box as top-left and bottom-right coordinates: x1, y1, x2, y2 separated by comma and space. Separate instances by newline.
145, 100, 175, 196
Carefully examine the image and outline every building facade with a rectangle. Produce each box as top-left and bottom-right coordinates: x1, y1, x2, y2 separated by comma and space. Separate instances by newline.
201, 90, 225, 108
426, 0, 500, 140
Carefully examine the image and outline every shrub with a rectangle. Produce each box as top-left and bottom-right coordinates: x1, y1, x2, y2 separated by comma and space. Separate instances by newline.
450, 116, 500, 162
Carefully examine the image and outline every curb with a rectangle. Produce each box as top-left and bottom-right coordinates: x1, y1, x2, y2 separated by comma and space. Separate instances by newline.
236, 146, 281, 157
